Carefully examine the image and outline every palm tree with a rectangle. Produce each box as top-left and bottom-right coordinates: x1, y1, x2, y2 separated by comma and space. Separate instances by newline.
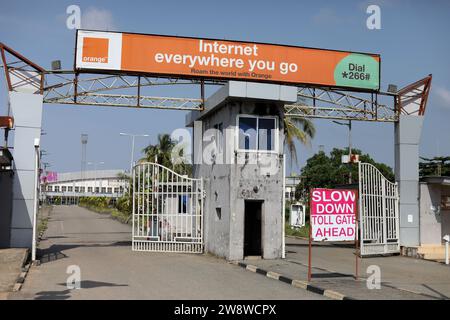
283, 116, 315, 166
141, 133, 192, 175
142, 134, 175, 168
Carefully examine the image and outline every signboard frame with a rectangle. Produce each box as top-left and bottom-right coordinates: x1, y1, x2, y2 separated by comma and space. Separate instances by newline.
308, 188, 359, 282
74, 29, 381, 92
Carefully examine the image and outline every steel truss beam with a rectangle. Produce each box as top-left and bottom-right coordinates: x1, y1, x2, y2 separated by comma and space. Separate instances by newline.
284, 75, 432, 122
42, 72, 208, 110
285, 86, 397, 122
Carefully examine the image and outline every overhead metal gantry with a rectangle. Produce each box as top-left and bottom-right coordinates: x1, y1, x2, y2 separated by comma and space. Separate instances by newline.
43, 72, 207, 110
1, 42, 432, 122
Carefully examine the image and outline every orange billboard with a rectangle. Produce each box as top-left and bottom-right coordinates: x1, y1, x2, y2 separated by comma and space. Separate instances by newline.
75, 30, 380, 91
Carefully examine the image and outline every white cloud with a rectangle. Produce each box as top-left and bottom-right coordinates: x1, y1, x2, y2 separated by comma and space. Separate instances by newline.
435, 86, 450, 107
312, 7, 344, 25
81, 7, 115, 31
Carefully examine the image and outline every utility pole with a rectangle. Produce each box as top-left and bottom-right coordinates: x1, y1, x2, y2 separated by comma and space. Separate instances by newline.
81, 134, 88, 178
120, 133, 149, 175
333, 120, 353, 184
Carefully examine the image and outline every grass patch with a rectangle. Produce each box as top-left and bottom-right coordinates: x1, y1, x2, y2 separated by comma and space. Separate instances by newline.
285, 222, 310, 238
37, 205, 53, 240
37, 217, 49, 237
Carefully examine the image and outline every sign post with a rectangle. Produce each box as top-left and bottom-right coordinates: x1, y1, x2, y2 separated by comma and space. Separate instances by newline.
308, 188, 358, 281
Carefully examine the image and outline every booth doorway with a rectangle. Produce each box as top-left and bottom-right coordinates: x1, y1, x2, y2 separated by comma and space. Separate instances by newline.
244, 200, 263, 257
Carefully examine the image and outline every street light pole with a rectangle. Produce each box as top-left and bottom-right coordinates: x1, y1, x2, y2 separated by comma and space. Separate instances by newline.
120, 133, 149, 175
333, 120, 353, 184
131, 135, 135, 174
348, 120, 352, 184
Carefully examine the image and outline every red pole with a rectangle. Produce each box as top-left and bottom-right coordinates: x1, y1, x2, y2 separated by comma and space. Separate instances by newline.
355, 190, 359, 280
308, 193, 312, 282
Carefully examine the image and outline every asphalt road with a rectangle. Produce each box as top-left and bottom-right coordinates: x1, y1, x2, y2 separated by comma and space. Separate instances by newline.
11, 206, 326, 300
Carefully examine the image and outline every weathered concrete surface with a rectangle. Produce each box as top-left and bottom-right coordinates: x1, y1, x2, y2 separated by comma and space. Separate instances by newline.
395, 115, 424, 246
191, 98, 285, 260
241, 237, 450, 300
10, 206, 326, 300
0, 248, 28, 295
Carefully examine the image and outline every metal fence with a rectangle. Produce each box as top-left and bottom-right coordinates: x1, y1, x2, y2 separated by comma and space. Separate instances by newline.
132, 162, 204, 253
359, 162, 400, 256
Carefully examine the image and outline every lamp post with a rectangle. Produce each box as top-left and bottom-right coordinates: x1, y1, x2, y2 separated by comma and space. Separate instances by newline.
120, 133, 149, 175
333, 120, 352, 184
87, 161, 104, 193
32, 138, 40, 262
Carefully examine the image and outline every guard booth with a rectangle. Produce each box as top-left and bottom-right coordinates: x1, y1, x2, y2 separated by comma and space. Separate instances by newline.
186, 81, 297, 260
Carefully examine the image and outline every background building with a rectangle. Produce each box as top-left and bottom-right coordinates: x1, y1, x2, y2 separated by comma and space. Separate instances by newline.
285, 175, 302, 202
42, 169, 128, 205
417, 176, 450, 260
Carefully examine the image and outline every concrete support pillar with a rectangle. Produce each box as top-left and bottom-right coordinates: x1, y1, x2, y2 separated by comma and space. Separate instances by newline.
9, 92, 43, 248
395, 114, 423, 247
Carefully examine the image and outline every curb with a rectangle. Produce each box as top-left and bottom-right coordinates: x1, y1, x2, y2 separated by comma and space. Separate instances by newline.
12, 249, 32, 292
231, 261, 354, 300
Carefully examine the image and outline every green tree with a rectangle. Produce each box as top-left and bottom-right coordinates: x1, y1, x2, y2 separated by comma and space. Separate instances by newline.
115, 172, 132, 216
419, 156, 450, 177
142, 134, 175, 168
296, 148, 394, 201
141, 133, 192, 175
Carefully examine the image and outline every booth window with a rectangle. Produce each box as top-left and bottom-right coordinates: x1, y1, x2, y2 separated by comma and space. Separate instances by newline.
237, 115, 277, 152
258, 118, 276, 151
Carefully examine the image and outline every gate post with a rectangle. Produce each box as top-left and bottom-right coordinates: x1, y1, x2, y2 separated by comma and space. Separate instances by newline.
9, 92, 44, 248
394, 115, 423, 247
381, 178, 387, 252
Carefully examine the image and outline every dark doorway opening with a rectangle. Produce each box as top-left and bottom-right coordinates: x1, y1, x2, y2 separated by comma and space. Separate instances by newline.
244, 200, 263, 257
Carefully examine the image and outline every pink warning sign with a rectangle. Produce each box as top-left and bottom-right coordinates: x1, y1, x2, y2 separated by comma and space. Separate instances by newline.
310, 188, 357, 241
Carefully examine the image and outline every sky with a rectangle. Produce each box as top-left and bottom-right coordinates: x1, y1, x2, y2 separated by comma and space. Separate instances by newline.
1, 0, 450, 175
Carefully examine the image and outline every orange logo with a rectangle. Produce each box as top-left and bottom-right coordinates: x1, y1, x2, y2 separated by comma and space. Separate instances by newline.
82, 37, 109, 63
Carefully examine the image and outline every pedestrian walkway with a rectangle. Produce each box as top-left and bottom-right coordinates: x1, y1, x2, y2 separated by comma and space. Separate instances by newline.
238, 237, 450, 300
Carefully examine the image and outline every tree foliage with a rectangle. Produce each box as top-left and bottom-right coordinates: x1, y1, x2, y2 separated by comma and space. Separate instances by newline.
284, 116, 315, 166
419, 156, 450, 177
295, 148, 394, 201
141, 133, 192, 175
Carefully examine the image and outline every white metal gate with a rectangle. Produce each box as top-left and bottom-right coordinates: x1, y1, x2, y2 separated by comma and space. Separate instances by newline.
132, 162, 204, 253
358, 162, 400, 256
